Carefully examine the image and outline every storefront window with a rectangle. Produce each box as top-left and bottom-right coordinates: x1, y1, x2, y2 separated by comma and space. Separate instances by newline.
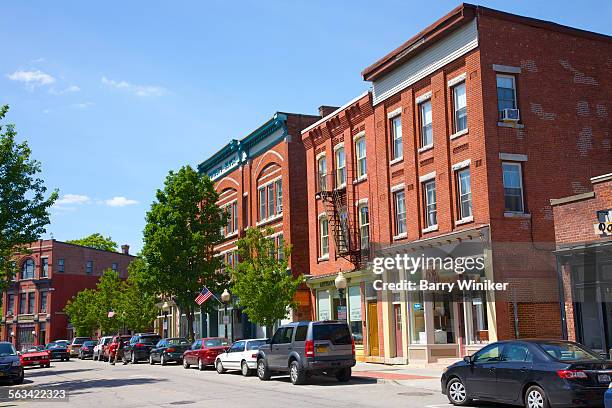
433, 294, 455, 344
348, 286, 363, 345
469, 296, 488, 344
410, 291, 426, 344
317, 290, 330, 321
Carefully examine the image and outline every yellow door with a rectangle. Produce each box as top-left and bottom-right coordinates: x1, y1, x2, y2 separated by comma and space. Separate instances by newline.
367, 301, 379, 356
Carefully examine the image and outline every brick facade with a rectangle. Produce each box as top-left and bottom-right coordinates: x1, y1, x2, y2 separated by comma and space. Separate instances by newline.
1, 240, 134, 349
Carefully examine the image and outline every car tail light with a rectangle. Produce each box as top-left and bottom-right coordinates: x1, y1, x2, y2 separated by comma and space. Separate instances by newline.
557, 370, 588, 379
166, 348, 175, 353
251, 353, 258, 358
351, 337, 355, 356
135, 343, 145, 348
305, 340, 314, 357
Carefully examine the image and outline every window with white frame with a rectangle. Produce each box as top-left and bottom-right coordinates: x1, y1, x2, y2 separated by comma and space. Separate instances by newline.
41, 257, 49, 277
275, 180, 282, 214
276, 234, 284, 260
223, 201, 238, 235
358, 204, 369, 249
502, 162, 524, 213
86, 260, 93, 274
335, 146, 346, 187
355, 136, 367, 179
317, 155, 327, 191
496, 74, 517, 118
267, 184, 275, 218
339, 208, 349, 252
394, 190, 406, 235
423, 180, 437, 228
419, 100, 433, 147
391, 116, 403, 160
319, 216, 329, 257
258, 188, 266, 221
457, 168, 472, 220
21, 259, 35, 279
453, 82, 467, 133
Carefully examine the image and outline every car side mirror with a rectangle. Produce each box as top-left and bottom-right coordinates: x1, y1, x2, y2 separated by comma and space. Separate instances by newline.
266, 338, 272, 345
463, 355, 473, 364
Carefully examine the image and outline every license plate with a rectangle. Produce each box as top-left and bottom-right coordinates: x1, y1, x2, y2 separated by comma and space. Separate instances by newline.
316, 345, 328, 353
598, 374, 611, 383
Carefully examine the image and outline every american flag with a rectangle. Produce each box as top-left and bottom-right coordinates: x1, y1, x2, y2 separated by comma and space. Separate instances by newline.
195, 287, 213, 305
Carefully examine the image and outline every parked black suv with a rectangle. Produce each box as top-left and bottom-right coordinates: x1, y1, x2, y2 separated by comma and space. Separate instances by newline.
257, 321, 355, 385
122, 333, 161, 364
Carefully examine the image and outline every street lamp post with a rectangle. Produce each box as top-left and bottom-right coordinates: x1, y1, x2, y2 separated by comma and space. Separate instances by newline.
221, 289, 231, 341
335, 271, 347, 320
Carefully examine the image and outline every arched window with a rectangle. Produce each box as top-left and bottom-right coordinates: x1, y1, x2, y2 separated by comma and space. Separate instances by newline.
21, 259, 35, 280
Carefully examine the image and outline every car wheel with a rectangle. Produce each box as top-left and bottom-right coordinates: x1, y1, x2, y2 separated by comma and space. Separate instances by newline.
198, 358, 205, 371
525, 385, 549, 408
161, 354, 167, 366
335, 367, 351, 382
183, 358, 190, 369
149, 355, 155, 365
257, 359, 271, 381
13, 368, 24, 385
289, 361, 306, 385
241, 361, 251, 377
216, 359, 225, 374
446, 377, 472, 406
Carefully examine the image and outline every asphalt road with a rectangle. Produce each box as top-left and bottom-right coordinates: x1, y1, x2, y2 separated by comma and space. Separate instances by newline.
0, 359, 509, 408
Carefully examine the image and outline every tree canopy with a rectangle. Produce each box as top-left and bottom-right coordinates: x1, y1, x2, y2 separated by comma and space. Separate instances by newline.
67, 233, 118, 252
0, 105, 57, 293
141, 165, 227, 340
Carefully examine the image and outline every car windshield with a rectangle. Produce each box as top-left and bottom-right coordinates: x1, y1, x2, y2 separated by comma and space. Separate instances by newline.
103, 338, 112, 345
537, 341, 602, 361
46, 342, 64, 349
55, 341, 69, 347
72, 338, 89, 345
313, 324, 352, 345
83, 341, 96, 347
204, 339, 228, 347
23, 346, 44, 353
246, 340, 267, 351
0, 343, 17, 357
167, 338, 189, 346
139, 336, 161, 344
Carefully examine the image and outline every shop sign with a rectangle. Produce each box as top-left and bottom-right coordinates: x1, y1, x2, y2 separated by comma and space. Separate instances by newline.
337, 306, 347, 321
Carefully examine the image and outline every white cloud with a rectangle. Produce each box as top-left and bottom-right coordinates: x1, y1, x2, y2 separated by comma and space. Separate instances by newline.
101, 76, 166, 97
49, 85, 81, 95
55, 194, 91, 206
70, 101, 94, 109
7, 70, 55, 89
105, 196, 139, 207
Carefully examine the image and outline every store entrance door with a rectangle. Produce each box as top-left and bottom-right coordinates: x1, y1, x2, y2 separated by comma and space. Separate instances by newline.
367, 301, 379, 356
394, 304, 403, 357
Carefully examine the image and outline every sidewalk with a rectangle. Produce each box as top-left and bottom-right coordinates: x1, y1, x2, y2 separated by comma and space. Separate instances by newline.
352, 361, 449, 391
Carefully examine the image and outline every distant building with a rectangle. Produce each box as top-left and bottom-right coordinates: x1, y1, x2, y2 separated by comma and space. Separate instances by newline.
1, 240, 134, 349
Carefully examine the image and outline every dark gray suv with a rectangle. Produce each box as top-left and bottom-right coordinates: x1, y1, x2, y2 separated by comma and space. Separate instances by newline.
256, 321, 356, 385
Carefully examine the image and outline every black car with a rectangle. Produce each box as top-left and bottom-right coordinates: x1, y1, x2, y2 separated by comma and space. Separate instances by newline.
149, 338, 190, 365
78, 341, 96, 359
257, 321, 356, 385
46, 341, 70, 361
0, 342, 24, 384
122, 333, 162, 364
441, 339, 612, 408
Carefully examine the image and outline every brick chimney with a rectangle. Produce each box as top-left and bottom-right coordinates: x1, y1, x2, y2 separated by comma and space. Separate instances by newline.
318, 105, 339, 118
121, 244, 130, 255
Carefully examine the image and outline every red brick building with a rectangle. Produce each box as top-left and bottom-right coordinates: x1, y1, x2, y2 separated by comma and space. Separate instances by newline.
1, 240, 134, 349
552, 173, 612, 354
302, 4, 611, 364
170, 112, 321, 340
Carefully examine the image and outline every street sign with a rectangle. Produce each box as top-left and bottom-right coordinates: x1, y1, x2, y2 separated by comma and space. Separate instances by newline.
337, 306, 347, 320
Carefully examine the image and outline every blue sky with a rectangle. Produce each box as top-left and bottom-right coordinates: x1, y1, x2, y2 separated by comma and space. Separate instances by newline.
1, 1, 610, 253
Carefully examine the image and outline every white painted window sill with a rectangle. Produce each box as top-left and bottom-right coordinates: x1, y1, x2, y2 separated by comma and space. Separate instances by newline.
335, 184, 347, 190
353, 175, 367, 184
389, 157, 403, 166
418, 144, 433, 153
450, 128, 469, 140
422, 225, 439, 233
224, 231, 239, 239
504, 212, 531, 219
318, 255, 329, 262
255, 213, 283, 226
455, 216, 474, 226
393, 232, 407, 241
498, 121, 524, 129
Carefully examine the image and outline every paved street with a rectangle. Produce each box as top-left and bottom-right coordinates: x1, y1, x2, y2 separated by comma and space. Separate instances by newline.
0, 359, 513, 408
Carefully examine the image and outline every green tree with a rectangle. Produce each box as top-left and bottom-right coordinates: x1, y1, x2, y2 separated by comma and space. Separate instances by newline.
120, 258, 158, 333
142, 166, 227, 341
64, 289, 98, 337
91, 270, 126, 334
0, 105, 57, 293
67, 233, 118, 252
231, 226, 301, 336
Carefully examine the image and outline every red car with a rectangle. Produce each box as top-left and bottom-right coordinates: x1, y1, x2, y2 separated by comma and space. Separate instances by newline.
183, 337, 229, 371
19, 346, 51, 368
107, 335, 131, 362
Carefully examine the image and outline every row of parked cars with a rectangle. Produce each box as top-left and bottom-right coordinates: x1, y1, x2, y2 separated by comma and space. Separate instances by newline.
83, 321, 356, 385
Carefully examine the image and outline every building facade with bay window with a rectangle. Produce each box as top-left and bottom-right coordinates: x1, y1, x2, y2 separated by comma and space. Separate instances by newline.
302, 4, 611, 364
